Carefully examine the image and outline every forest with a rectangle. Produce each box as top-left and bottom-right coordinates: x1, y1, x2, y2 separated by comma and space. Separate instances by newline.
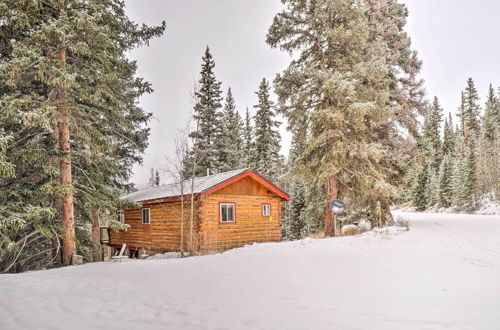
1, 0, 499, 273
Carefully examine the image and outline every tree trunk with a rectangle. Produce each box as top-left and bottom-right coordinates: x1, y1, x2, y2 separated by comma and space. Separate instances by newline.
325, 176, 337, 237
50, 125, 63, 267
57, 36, 75, 266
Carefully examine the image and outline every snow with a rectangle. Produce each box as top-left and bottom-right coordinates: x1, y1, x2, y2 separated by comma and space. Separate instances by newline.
1, 212, 500, 329
396, 197, 500, 216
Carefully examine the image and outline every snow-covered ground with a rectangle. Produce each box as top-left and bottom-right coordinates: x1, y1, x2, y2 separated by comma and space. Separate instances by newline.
1, 212, 499, 330
396, 196, 500, 215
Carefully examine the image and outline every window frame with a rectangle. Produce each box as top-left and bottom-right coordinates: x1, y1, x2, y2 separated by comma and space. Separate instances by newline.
142, 208, 151, 225
262, 203, 271, 217
117, 209, 125, 224
219, 202, 236, 224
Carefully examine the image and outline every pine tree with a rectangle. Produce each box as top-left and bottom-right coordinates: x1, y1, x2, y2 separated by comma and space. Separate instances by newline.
426, 167, 439, 208
413, 164, 430, 211
253, 78, 281, 179
216, 88, 244, 172
442, 113, 455, 156
462, 78, 481, 138
242, 108, 255, 169
482, 84, 498, 142
478, 85, 500, 198
288, 181, 306, 240
424, 97, 444, 169
283, 115, 308, 239
0, 0, 164, 271
155, 171, 160, 187
462, 138, 478, 211
457, 91, 466, 134
189, 47, 223, 175
438, 155, 454, 208
452, 137, 467, 209
267, 0, 423, 227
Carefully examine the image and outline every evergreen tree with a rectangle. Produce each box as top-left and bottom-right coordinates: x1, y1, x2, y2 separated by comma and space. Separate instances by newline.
481, 84, 498, 142
253, 78, 281, 179
155, 171, 160, 187
216, 88, 244, 172
442, 113, 455, 156
242, 108, 255, 169
267, 0, 423, 226
288, 181, 306, 240
457, 91, 466, 134
452, 137, 467, 209
0, 0, 164, 271
462, 138, 478, 211
189, 47, 223, 175
478, 85, 500, 198
462, 78, 481, 138
426, 167, 439, 208
438, 155, 454, 208
423, 97, 444, 169
413, 164, 429, 211
283, 115, 308, 239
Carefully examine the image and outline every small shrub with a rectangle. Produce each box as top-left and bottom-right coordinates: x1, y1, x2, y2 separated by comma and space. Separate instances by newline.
395, 216, 410, 231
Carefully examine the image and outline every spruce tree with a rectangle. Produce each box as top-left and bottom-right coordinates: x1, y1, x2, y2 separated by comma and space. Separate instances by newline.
288, 181, 306, 240
424, 97, 444, 169
155, 171, 160, 187
216, 88, 244, 172
253, 78, 281, 179
462, 139, 478, 211
413, 164, 429, 211
478, 85, 500, 198
452, 137, 467, 209
267, 0, 423, 226
0, 0, 164, 271
242, 108, 255, 169
481, 84, 498, 142
426, 168, 439, 208
442, 113, 455, 156
189, 47, 223, 175
462, 78, 481, 138
283, 115, 308, 239
438, 155, 454, 208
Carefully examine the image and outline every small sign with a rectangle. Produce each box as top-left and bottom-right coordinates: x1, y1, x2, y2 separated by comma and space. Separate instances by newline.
329, 200, 346, 214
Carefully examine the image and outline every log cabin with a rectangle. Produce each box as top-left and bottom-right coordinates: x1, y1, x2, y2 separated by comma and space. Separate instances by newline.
108, 168, 289, 256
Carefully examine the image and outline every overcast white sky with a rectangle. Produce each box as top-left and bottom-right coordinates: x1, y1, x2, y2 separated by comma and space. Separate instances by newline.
124, 0, 500, 188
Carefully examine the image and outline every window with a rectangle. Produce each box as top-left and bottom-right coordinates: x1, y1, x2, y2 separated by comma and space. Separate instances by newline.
117, 210, 125, 224
220, 203, 235, 223
142, 208, 150, 224
262, 204, 271, 217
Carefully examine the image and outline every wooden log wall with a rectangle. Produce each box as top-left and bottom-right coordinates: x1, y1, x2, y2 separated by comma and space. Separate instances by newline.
110, 175, 286, 254
109, 200, 201, 253
198, 176, 283, 252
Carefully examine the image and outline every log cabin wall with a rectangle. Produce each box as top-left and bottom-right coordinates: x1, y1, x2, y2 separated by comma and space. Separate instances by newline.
198, 176, 283, 252
109, 200, 201, 252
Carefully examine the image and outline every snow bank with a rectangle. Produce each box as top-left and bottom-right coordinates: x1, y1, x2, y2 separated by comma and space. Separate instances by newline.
1, 212, 499, 330
395, 196, 500, 215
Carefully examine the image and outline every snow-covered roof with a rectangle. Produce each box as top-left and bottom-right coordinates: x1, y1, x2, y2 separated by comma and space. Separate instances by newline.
121, 168, 253, 203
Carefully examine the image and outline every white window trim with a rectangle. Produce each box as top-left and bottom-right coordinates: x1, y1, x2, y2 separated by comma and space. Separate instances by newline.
117, 210, 125, 224
219, 203, 235, 223
142, 208, 151, 225
262, 204, 271, 217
